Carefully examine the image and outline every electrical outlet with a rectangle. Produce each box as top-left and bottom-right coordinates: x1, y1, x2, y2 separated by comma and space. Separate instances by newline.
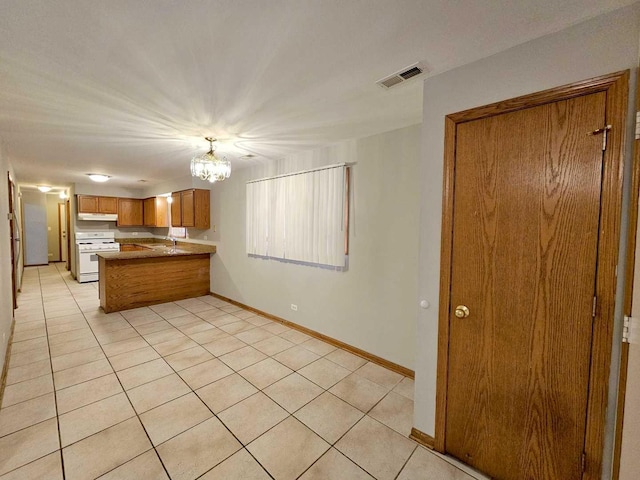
213, 225, 217, 233
203, 235, 208, 240
132, 232, 138, 236
291, 304, 298, 311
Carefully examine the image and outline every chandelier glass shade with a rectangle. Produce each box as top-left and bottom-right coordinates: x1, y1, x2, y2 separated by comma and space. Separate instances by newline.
190, 137, 231, 183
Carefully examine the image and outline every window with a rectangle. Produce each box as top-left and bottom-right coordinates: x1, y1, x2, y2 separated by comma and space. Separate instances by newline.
246, 164, 347, 268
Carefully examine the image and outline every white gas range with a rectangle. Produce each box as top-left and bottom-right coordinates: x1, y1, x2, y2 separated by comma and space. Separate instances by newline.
75, 232, 120, 283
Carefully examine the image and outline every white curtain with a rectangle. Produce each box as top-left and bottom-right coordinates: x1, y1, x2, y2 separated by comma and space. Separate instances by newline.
245, 179, 271, 256
246, 165, 346, 267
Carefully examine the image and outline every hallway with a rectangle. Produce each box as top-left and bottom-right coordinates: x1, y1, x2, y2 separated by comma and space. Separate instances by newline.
0, 264, 481, 479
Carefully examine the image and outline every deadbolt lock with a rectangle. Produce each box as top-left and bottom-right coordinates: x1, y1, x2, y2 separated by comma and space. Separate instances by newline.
454, 305, 470, 318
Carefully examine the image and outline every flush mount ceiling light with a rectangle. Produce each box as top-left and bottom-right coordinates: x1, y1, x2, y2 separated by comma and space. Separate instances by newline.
59, 191, 68, 199
190, 137, 231, 183
37, 185, 52, 192
87, 174, 111, 183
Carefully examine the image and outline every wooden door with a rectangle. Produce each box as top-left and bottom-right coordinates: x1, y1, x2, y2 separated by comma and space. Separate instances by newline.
143, 197, 155, 226
181, 190, 195, 227
155, 197, 168, 227
444, 92, 607, 480
66, 199, 71, 270
7, 173, 17, 309
193, 189, 210, 229
98, 196, 118, 214
77, 195, 98, 213
58, 203, 67, 262
171, 192, 182, 226
117, 198, 143, 226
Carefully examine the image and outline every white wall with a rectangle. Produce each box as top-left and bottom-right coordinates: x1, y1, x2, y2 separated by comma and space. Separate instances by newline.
414, 4, 640, 478
209, 124, 421, 369
0, 140, 15, 378
46, 194, 61, 262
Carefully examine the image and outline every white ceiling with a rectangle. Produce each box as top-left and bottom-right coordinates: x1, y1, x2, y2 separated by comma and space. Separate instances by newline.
0, 0, 634, 188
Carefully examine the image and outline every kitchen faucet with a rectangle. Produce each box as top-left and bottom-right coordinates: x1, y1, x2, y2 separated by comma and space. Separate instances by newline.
166, 236, 177, 249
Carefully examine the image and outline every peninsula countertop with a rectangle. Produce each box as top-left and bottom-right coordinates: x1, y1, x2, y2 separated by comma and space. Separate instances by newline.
96, 241, 216, 260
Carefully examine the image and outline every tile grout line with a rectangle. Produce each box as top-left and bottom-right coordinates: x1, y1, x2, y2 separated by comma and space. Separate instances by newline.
38, 265, 67, 480
40, 265, 163, 475
121, 306, 278, 480
58, 276, 175, 480
8, 265, 426, 480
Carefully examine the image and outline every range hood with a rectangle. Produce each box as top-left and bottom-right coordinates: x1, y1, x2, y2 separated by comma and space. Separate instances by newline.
77, 213, 118, 222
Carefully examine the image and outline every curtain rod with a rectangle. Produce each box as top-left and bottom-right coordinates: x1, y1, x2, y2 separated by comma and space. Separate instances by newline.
246, 163, 346, 184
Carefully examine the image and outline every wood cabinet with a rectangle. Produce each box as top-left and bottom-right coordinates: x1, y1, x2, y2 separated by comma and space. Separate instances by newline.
117, 198, 144, 227
119, 244, 149, 252
77, 195, 118, 214
99, 253, 210, 313
143, 196, 169, 227
171, 189, 210, 229
171, 192, 181, 226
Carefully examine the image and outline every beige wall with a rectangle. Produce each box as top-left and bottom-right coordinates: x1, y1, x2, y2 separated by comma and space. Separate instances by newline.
620, 81, 640, 478
620, 345, 640, 479
205, 124, 421, 369
414, 4, 640, 478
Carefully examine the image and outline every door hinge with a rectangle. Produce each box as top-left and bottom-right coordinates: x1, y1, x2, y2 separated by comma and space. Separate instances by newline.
592, 296, 597, 318
623, 316, 640, 344
588, 125, 611, 151
582, 452, 587, 473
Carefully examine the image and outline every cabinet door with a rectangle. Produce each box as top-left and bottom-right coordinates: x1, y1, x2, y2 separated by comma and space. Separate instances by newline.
181, 190, 195, 227
193, 189, 210, 229
98, 197, 118, 214
77, 195, 98, 213
155, 197, 169, 227
171, 192, 182, 226
143, 198, 155, 226
117, 198, 144, 226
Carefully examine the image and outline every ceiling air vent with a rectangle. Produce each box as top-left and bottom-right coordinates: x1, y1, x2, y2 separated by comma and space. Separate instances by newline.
377, 62, 427, 89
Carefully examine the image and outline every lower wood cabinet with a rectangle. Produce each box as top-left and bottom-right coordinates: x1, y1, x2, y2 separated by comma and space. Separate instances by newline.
119, 244, 149, 252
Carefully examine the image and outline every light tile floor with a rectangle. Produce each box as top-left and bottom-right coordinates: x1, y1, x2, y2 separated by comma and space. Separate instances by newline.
0, 263, 484, 480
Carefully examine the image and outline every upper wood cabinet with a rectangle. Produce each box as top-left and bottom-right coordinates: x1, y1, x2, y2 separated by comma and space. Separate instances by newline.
171, 192, 182, 227
171, 189, 210, 229
77, 195, 118, 214
144, 196, 169, 227
117, 198, 144, 227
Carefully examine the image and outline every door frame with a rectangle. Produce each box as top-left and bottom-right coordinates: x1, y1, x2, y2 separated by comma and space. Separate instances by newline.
66, 199, 71, 270
7, 172, 16, 309
612, 68, 640, 478
57, 201, 70, 265
435, 70, 629, 480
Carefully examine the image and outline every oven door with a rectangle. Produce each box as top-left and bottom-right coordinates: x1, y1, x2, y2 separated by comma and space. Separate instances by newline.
78, 249, 100, 281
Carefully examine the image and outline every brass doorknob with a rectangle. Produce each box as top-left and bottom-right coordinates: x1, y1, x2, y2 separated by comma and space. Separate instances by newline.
454, 305, 470, 318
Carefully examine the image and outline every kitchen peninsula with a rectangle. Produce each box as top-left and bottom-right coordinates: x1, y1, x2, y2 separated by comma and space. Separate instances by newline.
97, 241, 216, 313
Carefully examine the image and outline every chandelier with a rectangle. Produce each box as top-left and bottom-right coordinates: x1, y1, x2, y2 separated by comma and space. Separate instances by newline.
190, 137, 231, 183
